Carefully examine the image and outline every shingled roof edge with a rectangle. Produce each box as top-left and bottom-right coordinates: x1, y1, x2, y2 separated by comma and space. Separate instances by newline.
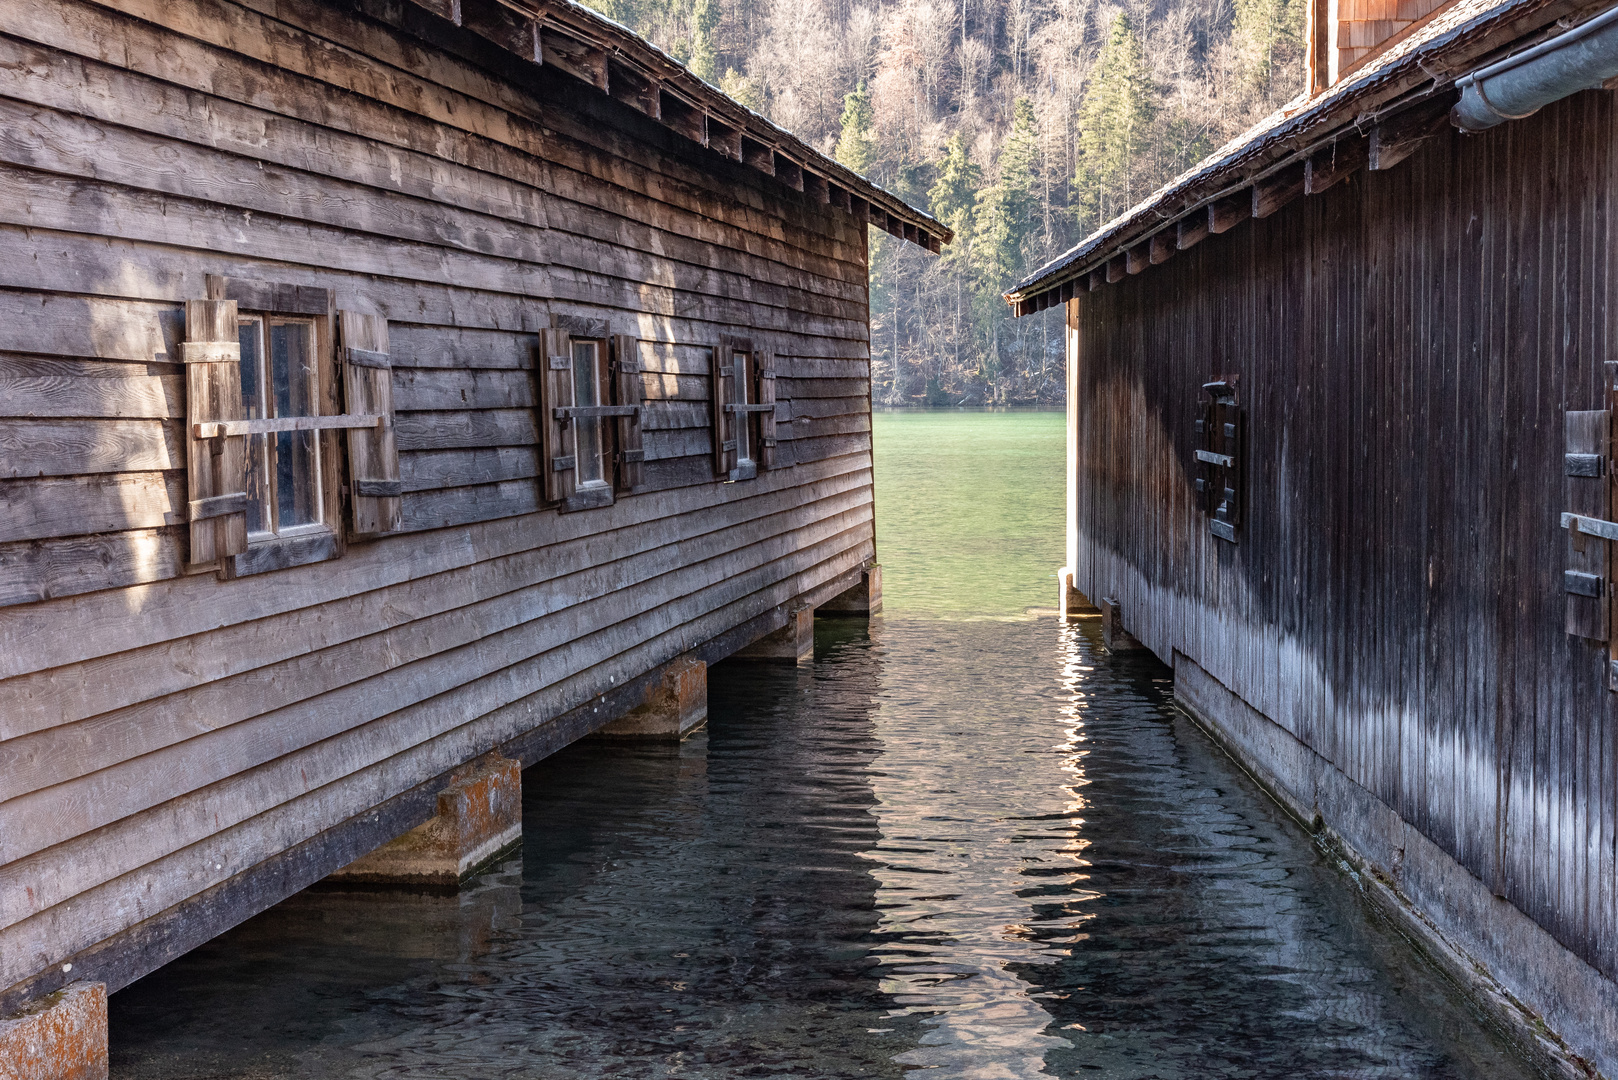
1003, 0, 1608, 310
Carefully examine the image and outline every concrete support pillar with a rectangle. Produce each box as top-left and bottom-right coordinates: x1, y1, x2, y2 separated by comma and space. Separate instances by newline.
1100, 597, 1147, 653
327, 754, 521, 892
0, 982, 107, 1080
734, 606, 814, 663
1058, 566, 1100, 620
817, 563, 882, 616
592, 656, 708, 740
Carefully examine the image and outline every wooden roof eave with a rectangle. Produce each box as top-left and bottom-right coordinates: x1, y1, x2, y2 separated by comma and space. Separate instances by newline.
1002, 0, 1609, 315
401, 0, 951, 253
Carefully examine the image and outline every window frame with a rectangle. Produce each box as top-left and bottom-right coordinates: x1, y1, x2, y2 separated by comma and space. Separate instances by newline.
568, 335, 614, 493
237, 312, 327, 542
210, 277, 345, 577
716, 333, 765, 483
543, 315, 622, 513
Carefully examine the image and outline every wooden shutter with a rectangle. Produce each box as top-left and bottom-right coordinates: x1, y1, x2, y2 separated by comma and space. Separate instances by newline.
539, 327, 576, 504
712, 336, 737, 478
1565, 409, 1610, 641
339, 311, 401, 534
756, 346, 777, 471
612, 334, 644, 493
183, 299, 250, 564
1195, 380, 1242, 543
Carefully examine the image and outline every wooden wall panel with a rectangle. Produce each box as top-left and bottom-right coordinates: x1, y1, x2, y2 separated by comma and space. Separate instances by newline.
0, 0, 880, 1005
1069, 90, 1618, 980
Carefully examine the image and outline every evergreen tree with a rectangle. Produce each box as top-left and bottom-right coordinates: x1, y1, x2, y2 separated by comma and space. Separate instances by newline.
719, 67, 762, 111
835, 84, 878, 177
1075, 14, 1156, 232
928, 133, 981, 251
974, 97, 1040, 285
688, 0, 719, 82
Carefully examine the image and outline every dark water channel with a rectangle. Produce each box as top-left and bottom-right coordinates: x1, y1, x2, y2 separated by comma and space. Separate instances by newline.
110, 412, 1539, 1078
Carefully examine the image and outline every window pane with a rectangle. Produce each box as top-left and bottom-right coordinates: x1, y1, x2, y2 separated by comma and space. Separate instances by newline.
276, 430, 321, 530
572, 341, 605, 485
237, 318, 270, 536
733, 351, 751, 463
270, 320, 318, 419
269, 320, 321, 530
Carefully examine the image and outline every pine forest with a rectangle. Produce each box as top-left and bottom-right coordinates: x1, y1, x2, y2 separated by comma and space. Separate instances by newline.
582, 0, 1306, 403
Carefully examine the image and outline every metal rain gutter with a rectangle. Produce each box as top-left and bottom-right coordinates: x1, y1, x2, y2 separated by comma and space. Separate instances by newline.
1453, 3, 1618, 129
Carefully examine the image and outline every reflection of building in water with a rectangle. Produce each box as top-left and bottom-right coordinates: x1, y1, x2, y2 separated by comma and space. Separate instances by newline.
866, 622, 1479, 1079
863, 624, 1084, 1080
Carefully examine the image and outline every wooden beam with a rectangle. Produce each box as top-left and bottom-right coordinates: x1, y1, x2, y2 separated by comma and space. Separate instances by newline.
925, 235, 942, 255
403, 0, 461, 21
1126, 245, 1149, 274
826, 183, 852, 213
1305, 135, 1368, 194
1148, 231, 1176, 265
1087, 270, 1103, 291
850, 196, 870, 224
803, 171, 830, 204
902, 222, 920, 245
741, 136, 774, 176
1105, 256, 1126, 283
1370, 96, 1454, 171
1177, 214, 1209, 250
1208, 192, 1249, 234
1252, 161, 1305, 218
607, 60, 660, 119
460, 0, 539, 61
705, 116, 742, 161
773, 154, 804, 192
658, 91, 706, 144
539, 27, 607, 91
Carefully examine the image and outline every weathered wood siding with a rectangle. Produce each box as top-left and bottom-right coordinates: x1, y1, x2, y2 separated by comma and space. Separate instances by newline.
1070, 88, 1618, 980
0, 0, 875, 1000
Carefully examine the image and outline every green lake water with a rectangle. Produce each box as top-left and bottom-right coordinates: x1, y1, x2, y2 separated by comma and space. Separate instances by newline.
872, 409, 1066, 618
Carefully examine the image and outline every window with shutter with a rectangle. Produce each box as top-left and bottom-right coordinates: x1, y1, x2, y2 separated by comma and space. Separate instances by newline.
185, 276, 400, 578
1194, 379, 1244, 543
714, 334, 775, 482
190, 276, 351, 576
540, 317, 634, 511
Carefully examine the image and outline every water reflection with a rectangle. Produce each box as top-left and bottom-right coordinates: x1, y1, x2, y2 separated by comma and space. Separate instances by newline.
111, 617, 1536, 1079
860, 619, 1535, 1080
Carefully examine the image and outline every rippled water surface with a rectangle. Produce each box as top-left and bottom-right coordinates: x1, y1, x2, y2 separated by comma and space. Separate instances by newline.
111, 412, 1537, 1079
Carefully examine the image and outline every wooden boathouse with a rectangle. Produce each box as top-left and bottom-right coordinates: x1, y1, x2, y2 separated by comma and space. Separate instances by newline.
0, 0, 945, 1065
1010, 0, 1618, 1073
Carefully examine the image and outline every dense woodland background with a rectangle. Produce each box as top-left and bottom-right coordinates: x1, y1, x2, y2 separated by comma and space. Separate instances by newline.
584, 0, 1306, 402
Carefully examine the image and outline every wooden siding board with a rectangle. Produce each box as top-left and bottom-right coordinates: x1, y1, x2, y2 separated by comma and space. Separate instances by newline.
0, 458, 871, 741
1072, 92, 1618, 978
0, 483, 874, 834
33, 0, 868, 271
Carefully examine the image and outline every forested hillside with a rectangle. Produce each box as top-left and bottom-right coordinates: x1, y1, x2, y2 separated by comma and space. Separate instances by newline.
584, 0, 1306, 403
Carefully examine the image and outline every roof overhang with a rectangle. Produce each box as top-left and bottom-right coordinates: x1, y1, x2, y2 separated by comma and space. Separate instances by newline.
395, 0, 951, 252
1004, 0, 1610, 315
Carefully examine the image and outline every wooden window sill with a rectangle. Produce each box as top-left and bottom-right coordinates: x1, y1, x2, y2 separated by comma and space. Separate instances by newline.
231, 529, 340, 577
